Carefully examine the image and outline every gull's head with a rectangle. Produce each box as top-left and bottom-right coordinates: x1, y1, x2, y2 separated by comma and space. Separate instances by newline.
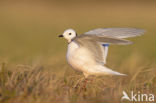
58, 29, 77, 43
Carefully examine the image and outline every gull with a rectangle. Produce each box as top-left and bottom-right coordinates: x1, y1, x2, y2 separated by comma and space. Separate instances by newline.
58, 28, 145, 78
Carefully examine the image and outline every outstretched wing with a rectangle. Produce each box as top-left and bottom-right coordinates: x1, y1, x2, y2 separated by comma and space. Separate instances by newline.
77, 28, 145, 64
84, 28, 145, 38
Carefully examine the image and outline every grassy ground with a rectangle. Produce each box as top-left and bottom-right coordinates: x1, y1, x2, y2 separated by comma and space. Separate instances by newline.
0, 1, 156, 103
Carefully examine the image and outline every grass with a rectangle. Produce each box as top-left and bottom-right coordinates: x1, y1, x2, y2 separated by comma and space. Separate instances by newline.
0, 55, 155, 103
0, 1, 156, 103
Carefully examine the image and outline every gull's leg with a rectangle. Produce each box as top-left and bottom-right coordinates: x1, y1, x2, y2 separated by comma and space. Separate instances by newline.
81, 73, 89, 91
74, 73, 89, 91
82, 78, 88, 90
74, 77, 84, 89
103, 44, 109, 64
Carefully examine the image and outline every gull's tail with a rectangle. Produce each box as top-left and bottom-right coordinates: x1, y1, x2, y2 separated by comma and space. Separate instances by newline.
109, 70, 127, 76
94, 65, 127, 76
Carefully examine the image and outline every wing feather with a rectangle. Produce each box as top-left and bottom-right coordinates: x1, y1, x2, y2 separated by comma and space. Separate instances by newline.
76, 35, 132, 45
84, 28, 145, 38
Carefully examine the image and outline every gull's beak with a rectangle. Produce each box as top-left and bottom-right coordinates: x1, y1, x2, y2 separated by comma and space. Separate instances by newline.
58, 34, 63, 37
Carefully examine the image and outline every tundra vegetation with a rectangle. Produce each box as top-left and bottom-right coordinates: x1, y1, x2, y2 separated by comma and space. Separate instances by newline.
0, 1, 156, 103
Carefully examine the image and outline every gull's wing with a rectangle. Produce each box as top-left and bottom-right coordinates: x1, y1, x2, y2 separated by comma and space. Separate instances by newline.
76, 35, 132, 45
74, 35, 131, 64
84, 28, 145, 38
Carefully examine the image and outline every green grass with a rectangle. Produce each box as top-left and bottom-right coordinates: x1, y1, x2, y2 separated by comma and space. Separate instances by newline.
0, 1, 156, 103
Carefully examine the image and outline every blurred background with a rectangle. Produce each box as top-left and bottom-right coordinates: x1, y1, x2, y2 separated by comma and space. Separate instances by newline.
0, 1, 156, 103
0, 0, 156, 64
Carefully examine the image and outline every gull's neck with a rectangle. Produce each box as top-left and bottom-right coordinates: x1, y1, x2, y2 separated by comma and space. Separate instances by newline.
68, 35, 77, 43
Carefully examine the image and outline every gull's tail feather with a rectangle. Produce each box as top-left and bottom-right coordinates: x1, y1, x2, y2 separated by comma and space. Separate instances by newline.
111, 70, 127, 76
95, 65, 127, 76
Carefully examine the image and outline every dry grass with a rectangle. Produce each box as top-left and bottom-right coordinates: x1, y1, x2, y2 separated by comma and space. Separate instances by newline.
0, 54, 156, 103
0, 1, 156, 103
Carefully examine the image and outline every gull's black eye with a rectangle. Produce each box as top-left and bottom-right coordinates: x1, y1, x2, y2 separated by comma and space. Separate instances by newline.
69, 33, 72, 35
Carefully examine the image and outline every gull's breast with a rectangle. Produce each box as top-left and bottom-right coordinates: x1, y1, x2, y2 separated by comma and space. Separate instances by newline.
66, 41, 94, 72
